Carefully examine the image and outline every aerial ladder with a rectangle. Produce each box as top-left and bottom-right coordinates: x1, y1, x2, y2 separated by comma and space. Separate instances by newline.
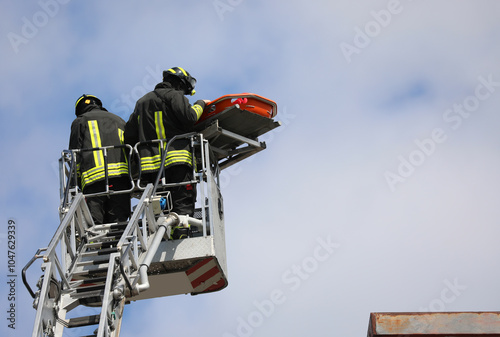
22, 94, 280, 337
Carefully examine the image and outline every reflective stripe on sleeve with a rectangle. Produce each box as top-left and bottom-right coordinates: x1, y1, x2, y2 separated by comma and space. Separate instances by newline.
192, 105, 203, 121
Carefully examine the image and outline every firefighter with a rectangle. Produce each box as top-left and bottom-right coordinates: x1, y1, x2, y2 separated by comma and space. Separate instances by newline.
69, 94, 131, 224
124, 67, 209, 219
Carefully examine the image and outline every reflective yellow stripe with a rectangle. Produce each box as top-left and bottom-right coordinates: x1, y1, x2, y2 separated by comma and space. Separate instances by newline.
75, 96, 86, 107
164, 150, 192, 166
81, 162, 128, 188
178, 67, 188, 77
117, 128, 128, 164
154, 111, 165, 140
154, 111, 167, 160
88, 120, 104, 167
168, 67, 188, 77
75, 94, 98, 107
192, 104, 203, 121
118, 129, 124, 144
82, 164, 129, 182
140, 150, 193, 172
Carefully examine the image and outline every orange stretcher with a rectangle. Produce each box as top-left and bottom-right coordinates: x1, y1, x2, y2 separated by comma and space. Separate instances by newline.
198, 93, 278, 123
194, 93, 280, 169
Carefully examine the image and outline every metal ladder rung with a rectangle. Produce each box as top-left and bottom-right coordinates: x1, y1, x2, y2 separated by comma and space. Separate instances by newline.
72, 267, 109, 278
89, 230, 125, 242
81, 247, 119, 257
71, 288, 104, 299
78, 276, 108, 285
75, 284, 106, 294
76, 256, 111, 267
85, 239, 119, 249
67, 314, 100, 328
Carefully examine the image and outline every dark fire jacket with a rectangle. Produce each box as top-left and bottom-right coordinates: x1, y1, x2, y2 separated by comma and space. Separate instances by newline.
69, 106, 128, 189
124, 82, 205, 173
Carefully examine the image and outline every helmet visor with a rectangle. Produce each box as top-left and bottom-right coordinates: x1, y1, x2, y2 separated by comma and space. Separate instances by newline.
187, 76, 196, 90
184, 76, 196, 95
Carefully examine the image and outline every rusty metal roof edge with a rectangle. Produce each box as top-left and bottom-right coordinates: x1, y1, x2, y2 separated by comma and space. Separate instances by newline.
371, 311, 500, 315
367, 311, 500, 337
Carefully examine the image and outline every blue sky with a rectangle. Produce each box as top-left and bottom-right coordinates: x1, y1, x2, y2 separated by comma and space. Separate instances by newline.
2, 1, 500, 336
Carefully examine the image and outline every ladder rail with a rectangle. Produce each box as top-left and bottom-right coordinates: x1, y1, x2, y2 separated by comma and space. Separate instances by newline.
116, 183, 154, 252
39, 193, 91, 290
24, 193, 95, 336
30, 260, 58, 337
44, 193, 88, 261
96, 252, 121, 337
59, 150, 78, 211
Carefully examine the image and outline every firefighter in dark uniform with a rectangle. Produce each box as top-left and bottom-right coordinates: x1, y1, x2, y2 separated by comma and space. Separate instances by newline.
70, 94, 131, 224
124, 67, 209, 219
